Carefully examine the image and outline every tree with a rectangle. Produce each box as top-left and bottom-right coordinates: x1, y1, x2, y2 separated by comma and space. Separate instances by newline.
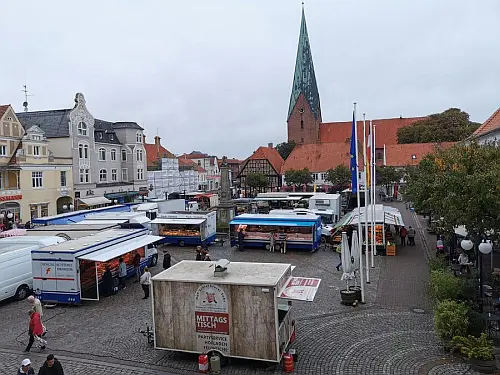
377, 166, 405, 195
325, 165, 351, 188
397, 108, 481, 144
284, 168, 313, 188
275, 141, 296, 160
405, 142, 500, 241
245, 172, 268, 195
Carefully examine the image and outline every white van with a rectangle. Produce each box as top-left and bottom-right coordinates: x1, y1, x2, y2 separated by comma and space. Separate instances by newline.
0, 244, 38, 301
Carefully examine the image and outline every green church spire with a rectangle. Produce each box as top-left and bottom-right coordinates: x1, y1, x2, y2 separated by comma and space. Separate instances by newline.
288, 7, 321, 121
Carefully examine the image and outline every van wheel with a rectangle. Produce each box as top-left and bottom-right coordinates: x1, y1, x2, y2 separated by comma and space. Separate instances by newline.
150, 254, 158, 267
178, 240, 185, 247
15, 285, 29, 300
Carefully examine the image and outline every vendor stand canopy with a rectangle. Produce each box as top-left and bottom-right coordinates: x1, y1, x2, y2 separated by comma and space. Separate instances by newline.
0, 228, 27, 238
78, 196, 111, 207
150, 218, 206, 225
334, 205, 405, 228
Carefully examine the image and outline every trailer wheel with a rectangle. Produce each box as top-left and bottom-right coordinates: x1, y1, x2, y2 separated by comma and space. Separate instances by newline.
150, 254, 158, 267
178, 240, 185, 247
274, 244, 281, 252
15, 285, 29, 300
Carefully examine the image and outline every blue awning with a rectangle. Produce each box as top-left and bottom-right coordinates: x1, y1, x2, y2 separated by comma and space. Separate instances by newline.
229, 220, 315, 227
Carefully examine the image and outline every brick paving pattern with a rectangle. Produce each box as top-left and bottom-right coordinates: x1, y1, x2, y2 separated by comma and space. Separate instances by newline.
0, 202, 489, 374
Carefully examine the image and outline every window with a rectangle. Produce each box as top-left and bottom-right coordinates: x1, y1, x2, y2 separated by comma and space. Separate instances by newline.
77, 122, 87, 136
121, 149, 127, 161
0, 145, 6, 156
0, 172, 2, 189
78, 143, 89, 159
60, 171, 67, 187
136, 133, 142, 143
122, 168, 128, 181
136, 149, 143, 161
79, 169, 90, 183
98, 132, 103, 140
111, 149, 117, 161
137, 168, 144, 180
33, 135, 42, 141
33, 146, 40, 156
301, 120, 304, 129
6, 117, 12, 121
32, 171, 43, 188
111, 169, 117, 181
40, 203, 49, 217
321, 173, 327, 180
197, 160, 201, 166
99, 148, 106, 161
411, 154, 417, 160
99, 169, 107, 182
110, 134, 114, 141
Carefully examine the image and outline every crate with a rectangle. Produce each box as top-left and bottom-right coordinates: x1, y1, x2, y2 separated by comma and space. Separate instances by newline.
386, 244, 396, 256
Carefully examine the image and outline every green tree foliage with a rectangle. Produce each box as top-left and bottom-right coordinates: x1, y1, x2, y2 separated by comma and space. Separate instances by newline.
405, 143, 500, 240
325, 165, 351, 187
275, 141, 296, 160
284, 168, 313, 188
434, 300, 469, 342
377, 166, 405, 195
246, 172, 268, 190
397, 108, 481, 144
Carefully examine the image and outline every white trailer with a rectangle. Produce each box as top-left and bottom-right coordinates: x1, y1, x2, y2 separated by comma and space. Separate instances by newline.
152, 260, 320, 362
308, 193, 342, 220
31, 228, 162, 304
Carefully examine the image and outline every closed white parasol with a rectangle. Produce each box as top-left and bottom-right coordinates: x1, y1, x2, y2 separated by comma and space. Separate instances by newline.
341, 232, 354, 283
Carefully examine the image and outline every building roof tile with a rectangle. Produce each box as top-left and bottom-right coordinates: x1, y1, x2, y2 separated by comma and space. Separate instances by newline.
282, 142, 353, 173
0, 105, 10, 119
319, 116, 426, 145
16, 109, 72, 138
178, 157, 207, 173
112, 121, 144, 130
144, 142, 176, 168
383, 142, 455, 167
473, 107, 500, 138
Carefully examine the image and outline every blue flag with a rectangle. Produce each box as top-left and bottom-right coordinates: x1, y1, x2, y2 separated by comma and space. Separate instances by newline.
350, 111, 357, 193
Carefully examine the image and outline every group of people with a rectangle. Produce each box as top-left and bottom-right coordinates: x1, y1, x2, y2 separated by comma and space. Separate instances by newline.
25, 296, 46, 353
17, 354, 63, 375
195, 246, 211, 261
395, 225, 416, 246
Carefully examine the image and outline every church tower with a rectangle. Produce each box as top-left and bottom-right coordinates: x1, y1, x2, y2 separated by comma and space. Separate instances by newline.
287, 6, 322, 145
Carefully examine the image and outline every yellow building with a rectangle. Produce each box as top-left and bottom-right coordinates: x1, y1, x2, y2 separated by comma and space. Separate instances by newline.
0, 105, 73, 224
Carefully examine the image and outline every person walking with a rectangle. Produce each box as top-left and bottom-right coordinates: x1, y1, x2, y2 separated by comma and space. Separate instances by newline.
132, 253, 141, 283
278, 231, 287, 254
407, 226, 416, 246
17, 358, 35, 375
237, 228, 245, 252
203, 252, 211, 261
27, 296, 43, 318
400, 226, 407, 247
140, 267, 152, 300
269, 232, 275, 252
335, 246, 342, 271
118, 257, 127, 290
37, 354, 64, 375
163, 250, 171, 270
101, 266, 113, 297
24, 311, 44, 352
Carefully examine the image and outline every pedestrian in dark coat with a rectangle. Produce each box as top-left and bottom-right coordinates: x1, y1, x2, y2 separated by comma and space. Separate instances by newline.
101, 266, 113, 297
17, 358, 35, 375
237, 229, 245, 251
38, 354, 64, 375
133, 253, 141, 283
196, 246, 204, 261
400, 226, 408, 247
163, 250, 171, 269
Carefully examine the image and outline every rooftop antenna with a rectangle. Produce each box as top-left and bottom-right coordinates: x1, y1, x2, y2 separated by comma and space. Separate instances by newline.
22, 84, 34, 112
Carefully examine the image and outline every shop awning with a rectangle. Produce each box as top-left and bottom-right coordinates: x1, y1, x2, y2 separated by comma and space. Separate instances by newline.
230, 220, 315, 227
150, 218, 206, 225
74, 219, 127, 225
77, 235, 163, 263
135, 203, 158, 211
104, 192, 128, 199
78, 197, 111, 206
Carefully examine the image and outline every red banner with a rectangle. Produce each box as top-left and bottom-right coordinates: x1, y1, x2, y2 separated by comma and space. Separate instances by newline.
195, 312, 229, 334
0, 195, 22, 201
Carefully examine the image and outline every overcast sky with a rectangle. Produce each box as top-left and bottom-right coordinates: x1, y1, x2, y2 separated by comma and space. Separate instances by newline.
2, 0, 499, 159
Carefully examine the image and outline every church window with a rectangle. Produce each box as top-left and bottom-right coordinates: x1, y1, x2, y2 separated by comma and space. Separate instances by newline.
301, 120, 304, 129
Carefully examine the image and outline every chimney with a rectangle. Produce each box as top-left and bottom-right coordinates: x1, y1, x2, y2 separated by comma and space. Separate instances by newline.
268, 142, 273, 149
154, 135, 161, 153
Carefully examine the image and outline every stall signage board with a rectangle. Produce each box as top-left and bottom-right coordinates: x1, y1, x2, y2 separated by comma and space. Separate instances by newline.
278, 277, 321, 302
55, 261, 75, 279
194, 284, 230, 355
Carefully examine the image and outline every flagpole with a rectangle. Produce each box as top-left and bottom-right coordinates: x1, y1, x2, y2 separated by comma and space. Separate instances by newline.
371, 121, 376, 267
362, 113, 370, 284
353, 103, 365, 302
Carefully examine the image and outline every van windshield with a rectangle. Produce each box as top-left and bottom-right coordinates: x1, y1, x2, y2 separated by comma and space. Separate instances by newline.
319, 214, 334, 225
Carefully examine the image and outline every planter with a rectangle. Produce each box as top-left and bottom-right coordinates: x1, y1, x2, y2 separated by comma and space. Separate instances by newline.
468, 358, 496, 374
352, 286, 362, 302
340, 289, 359, 306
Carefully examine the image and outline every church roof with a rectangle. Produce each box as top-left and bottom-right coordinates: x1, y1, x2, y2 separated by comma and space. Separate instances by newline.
288, 8, 321, 121
282, 142, 356, 173
319, 116, 426, 145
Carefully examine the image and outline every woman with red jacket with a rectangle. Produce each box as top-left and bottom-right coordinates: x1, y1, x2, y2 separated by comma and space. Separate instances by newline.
24, 311, 45, 352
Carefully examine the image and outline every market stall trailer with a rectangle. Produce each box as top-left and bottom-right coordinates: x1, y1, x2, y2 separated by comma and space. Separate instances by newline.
152, 260, 320, 363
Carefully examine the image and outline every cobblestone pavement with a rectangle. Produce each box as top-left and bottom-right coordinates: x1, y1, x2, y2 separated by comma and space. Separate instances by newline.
0, 203, 486, 374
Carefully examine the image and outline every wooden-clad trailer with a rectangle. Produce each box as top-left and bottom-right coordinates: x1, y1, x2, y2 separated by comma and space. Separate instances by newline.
151, 260, 320, 363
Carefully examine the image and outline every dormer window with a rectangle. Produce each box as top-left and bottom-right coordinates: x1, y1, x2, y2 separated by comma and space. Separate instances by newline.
411, 154, 417, 160
110, 134, 114, 141
32, 135, 42, 140
98, 132, 103, 140
33, 146, 40, 156
136, 133, 142, 143
77, 122, 87, 136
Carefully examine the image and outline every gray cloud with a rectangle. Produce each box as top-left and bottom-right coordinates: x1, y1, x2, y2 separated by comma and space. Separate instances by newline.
1, 0, 498, 158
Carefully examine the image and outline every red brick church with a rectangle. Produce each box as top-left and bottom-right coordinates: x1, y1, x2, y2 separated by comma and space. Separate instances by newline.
284, 7, 443, 177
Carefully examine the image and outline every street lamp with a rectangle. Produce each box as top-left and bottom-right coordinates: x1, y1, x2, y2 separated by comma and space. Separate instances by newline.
464, 238, 493, 313
461, 239, 473, 251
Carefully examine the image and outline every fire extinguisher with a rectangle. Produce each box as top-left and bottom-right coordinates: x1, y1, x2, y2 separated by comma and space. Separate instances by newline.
198, 354, 209, 373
